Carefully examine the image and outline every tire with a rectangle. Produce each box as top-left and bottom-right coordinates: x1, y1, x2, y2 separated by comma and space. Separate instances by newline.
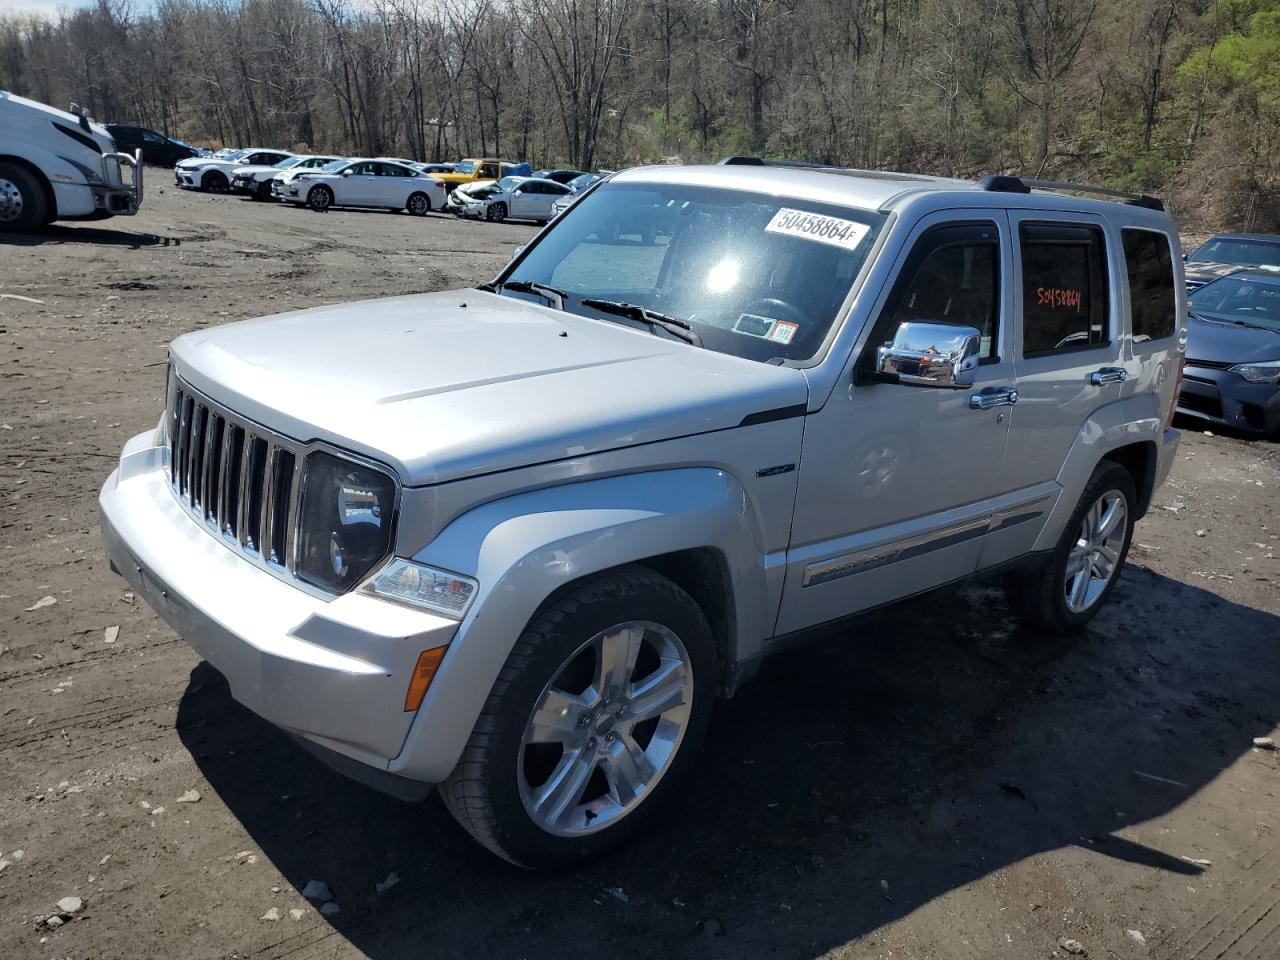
255, 180, 274, 202
1008, 460, 1136, 633
486, 201, 507, 222
307, 185, 333, 213
0, 162, 48, 233
202, 170, 228, 193
440, 566, 716, 869
407, 192, 430, 216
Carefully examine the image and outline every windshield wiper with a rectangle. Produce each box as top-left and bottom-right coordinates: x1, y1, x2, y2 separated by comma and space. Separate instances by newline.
500, 280, 567, 310
580, 298, 702, 347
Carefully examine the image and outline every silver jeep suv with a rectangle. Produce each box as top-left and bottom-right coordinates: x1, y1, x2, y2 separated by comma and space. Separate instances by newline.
100, 161, 1185, 867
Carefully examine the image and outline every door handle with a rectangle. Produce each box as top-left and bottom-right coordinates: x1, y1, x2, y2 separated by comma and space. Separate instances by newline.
969, 387, 1018, 410
1090, 367, 1129, 385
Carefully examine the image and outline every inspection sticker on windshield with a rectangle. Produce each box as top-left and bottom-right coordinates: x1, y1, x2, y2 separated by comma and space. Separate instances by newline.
765, 208, 870, 251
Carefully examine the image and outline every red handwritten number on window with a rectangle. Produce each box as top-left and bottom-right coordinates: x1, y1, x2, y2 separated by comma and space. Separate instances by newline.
1036, 287, 1083, 312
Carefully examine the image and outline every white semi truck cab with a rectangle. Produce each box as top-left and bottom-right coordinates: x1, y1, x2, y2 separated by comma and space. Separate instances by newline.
0, 90, 143, 232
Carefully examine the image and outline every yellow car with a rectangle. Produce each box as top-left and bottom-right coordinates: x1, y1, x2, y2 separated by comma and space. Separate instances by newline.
435, 158, 529, 191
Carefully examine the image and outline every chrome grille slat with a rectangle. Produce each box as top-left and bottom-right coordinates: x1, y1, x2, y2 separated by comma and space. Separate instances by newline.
165, 379, 305, 580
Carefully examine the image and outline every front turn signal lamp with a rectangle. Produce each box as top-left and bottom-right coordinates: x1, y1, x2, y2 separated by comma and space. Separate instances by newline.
404, 646, 448, 712
361, 559, 478, 620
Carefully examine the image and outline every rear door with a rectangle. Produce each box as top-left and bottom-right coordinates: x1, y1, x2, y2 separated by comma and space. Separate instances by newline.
983, 211, 1123, 567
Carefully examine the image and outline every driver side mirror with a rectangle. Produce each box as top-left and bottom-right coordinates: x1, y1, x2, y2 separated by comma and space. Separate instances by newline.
342, 169, 354, 176
875, 321, 980, 389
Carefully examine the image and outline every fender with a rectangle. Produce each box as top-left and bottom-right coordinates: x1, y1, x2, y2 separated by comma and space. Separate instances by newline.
1, 141, 100, 217
388, 467, 771, 782
1032, 392, 1164, 552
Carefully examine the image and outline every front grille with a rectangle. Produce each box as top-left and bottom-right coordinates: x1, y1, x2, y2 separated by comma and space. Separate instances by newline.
167, 378, 302, 572
1178, 390, 1223, 419
1185, 357, 1233, 370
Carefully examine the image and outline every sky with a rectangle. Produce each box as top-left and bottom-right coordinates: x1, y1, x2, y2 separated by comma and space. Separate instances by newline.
0, 0, 98, 18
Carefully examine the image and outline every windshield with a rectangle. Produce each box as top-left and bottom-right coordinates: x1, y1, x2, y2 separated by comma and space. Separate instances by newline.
502, 181, 884, 363
1189, 276, 1280, 330
568, 174, 601, 192
318, 159, 346, 172
454, 160, 479, 174
1190, 237, 1280, 269
274, 157, 303, 169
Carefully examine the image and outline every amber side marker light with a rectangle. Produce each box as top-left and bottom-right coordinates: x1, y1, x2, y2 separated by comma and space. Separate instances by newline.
404, 646, 448, 712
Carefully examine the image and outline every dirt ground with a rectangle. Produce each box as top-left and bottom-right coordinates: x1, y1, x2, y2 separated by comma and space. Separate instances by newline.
2, 185, 1279, 960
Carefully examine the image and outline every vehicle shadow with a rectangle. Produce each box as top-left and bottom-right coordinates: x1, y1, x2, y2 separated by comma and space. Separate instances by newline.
0, 224, 173, 249
176, 565, 1280, 959
1172, 411, 1278, 445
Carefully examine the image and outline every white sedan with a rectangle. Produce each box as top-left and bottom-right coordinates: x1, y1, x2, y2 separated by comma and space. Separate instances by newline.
280, 159, 446, 215
174, 148, 293, 192
454, 176, 571, 223
231, 155, 344, 200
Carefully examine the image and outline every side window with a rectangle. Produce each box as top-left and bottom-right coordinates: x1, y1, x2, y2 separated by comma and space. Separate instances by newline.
143, 130, 166, 143
480, 163, 499, 178
874, 222, 1001, 362
1020, 223, 1109, 356
1122, 229, 1176, 342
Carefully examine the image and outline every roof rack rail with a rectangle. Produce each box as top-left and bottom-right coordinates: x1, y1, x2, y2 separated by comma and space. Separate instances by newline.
719, 155, 841, 170
978, 174, 1164, 211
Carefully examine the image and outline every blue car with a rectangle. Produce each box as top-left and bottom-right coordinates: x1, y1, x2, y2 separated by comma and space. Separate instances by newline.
1179, 270, 1280, 435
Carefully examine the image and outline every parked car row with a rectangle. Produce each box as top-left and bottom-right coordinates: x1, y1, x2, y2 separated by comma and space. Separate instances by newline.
1175, 232, 1280, 437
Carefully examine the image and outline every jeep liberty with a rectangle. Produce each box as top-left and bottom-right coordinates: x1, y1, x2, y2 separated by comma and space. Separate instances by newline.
101, 161, 1184, 867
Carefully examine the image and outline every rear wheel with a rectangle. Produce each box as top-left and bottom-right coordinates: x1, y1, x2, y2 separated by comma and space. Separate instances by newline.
0, 163, 47, 233
486, 201, 507, 222
407, 192, 430, 216
202, 170, 228, 193
440, 566, 715, 868
1008, 461, 1136, 632
307, 185, 333, 212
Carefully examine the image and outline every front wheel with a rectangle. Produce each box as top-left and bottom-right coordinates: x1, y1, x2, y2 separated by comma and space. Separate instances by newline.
255, 180, 274, 202
202, 170, 228, 193
307, 185, 333, 212
440, 567, 716, 868
1008, 461, 1136, 632
486, 201, 507, 222
0, 162, 48, 233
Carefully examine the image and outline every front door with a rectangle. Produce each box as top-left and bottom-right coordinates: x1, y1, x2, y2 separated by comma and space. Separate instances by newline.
342, 162, 381, 205
776, 212, 1017, 635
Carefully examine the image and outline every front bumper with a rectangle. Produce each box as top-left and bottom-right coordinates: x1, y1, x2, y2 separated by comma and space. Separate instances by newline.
93, 150, 143, 216
1178, 364, 1280, 435
100, 431, 459, 775
231, 175, 256, 194
174, 169, 199, 188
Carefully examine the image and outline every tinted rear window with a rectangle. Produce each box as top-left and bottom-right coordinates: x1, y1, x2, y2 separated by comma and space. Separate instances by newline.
1020, 223, 1109, 356
1122, 229, 1176, 342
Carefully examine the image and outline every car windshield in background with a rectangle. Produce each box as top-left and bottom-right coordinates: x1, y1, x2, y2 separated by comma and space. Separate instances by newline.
567, 173, 602, 191
320, 160, 346, 171
1189, 275, 1280, 331
454, 160, 479, 174
1189, 237, 1280, 269
503, 181, 884, 363
274, 157, 303, 169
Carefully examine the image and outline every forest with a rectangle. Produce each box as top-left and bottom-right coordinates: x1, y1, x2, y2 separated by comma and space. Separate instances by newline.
1, 0, 1278, 231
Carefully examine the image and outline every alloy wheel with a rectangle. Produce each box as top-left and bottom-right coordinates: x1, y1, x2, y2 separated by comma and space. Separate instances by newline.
517, 620, 693, 836
0, 178, 24, 223
1064, 489, 1128, 613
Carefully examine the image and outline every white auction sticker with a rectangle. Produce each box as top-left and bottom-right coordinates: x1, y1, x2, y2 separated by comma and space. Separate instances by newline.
765, 208, 870, 251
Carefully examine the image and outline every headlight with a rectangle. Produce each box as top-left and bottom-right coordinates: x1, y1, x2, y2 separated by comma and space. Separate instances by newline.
296, 452, 397, 592
361, 559, 477, 619
1229, 360, 1280, 383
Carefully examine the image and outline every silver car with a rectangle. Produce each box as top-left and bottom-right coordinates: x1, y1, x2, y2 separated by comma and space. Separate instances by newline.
101, 162, 1184, 867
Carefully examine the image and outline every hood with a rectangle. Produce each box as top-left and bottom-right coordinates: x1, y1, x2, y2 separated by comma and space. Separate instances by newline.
169, 291, 809, 486
233, 164, 284, 176
1184, 261, 1248, 284
1185, 313, 1280, 365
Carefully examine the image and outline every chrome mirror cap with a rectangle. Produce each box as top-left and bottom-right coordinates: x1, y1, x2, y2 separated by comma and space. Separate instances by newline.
876, 321, 981, 389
